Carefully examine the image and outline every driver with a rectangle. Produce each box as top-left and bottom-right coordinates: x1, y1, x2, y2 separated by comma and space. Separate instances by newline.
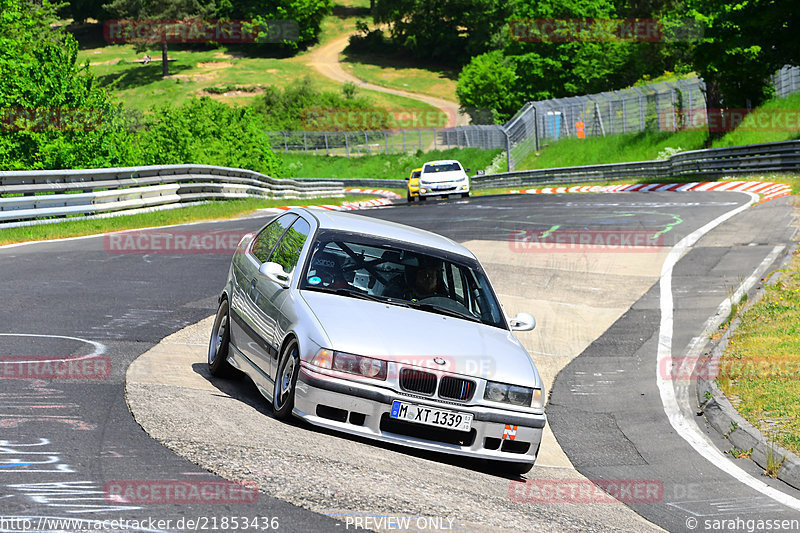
405, 257, 442, 300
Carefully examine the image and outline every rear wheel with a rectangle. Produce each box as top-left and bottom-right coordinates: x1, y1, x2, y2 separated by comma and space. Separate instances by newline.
208, 298, 232, 377
273, 339, 300, 420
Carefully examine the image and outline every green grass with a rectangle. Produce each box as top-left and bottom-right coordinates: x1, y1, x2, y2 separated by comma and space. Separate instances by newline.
518, 129, 709, 170
341, 50, 459, 101
73, 0, 438, 114
713, 91, 800, 147
0, 195, 371, 246
78, 43, 440, 113
274, 148, 502, 180
718, 245, 800, 456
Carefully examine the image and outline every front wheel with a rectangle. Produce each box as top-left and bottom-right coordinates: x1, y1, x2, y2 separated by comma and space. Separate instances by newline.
273, 339, 300, 420
461, 192, 470, 198
208, 298, 233, 377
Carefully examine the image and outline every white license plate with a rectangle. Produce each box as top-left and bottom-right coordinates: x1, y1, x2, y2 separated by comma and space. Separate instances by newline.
390, 400, 472, 431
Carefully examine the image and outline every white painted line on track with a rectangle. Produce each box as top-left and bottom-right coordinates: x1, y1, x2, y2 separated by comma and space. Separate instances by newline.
656, 191, 800, 512
0, 333, 106, 357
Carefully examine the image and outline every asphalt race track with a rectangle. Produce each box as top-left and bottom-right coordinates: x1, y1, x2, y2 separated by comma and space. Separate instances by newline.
1, 191, 798, 533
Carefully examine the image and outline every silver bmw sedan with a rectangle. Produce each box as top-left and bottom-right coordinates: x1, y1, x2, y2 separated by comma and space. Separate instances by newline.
208, 207, 545, 474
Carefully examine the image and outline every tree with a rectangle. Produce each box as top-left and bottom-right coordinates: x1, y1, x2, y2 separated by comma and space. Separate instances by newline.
455, 0, 698, 123
690, 0, 799, 139
102, 0, 216, 76
0, 0, 132, 169
456, 51, 521, 123
213, 0, 334, 49
372, 0, 511, 64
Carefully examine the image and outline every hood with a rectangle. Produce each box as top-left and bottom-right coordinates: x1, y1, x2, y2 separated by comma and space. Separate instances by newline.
300, 290, 540, 387
420, 170, 467, 183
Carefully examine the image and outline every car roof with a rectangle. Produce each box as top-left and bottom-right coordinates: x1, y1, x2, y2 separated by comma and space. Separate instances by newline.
411, 167, 422, 171
299, 208, 475, 259
423, 160, 462, 166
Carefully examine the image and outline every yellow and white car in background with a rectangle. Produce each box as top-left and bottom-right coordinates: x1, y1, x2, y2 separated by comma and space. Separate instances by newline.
408, 160, 470, 202
406, 167, 423, 202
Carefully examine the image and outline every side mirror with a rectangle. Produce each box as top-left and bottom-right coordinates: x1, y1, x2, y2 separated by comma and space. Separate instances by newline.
465, 168, 471, 172
259, 262, 290, 288
509, 312, 535, 331
476, 170, 485, 176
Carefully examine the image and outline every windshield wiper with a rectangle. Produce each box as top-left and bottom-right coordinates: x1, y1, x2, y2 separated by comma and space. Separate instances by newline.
406, 301, 481, 323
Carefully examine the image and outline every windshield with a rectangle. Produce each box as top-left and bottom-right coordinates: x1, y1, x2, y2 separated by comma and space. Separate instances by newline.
423, 162, 462, 173
299, 232, 506, 329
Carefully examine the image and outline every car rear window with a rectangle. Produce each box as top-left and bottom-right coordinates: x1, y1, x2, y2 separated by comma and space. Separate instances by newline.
423, 162, 462, 173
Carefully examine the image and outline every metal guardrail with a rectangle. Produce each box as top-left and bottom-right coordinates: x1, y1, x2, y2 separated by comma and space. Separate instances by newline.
0, 164, 344, 224
472, 140, 800, 189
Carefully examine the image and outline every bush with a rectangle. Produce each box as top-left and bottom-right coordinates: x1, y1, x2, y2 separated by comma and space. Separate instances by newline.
252, 77, 393, 131
131, 98, 282, 176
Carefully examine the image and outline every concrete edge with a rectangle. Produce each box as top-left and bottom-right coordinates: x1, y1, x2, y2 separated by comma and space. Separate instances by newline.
696, 242, 800, 490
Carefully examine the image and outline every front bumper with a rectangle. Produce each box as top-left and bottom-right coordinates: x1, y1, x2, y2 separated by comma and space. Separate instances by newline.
418, 182, 469, 197
294, 364, 545, 464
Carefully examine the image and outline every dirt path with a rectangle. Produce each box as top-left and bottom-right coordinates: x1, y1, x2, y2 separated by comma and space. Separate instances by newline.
307, 34, 469, 127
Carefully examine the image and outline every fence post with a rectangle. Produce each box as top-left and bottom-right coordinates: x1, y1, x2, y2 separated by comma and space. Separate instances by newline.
622, 99, 626, 133
344, 132, 350, 157
503, 128, 512, 172
365, 131, 370, 154
303, 131, 307, 152
433, 129, 437, 150
384, 131, 388, 154
283, 131, 288, 153
324, 132, 329, 155
402, 130, 406, 152
533, 106, 540, 151
418, 129, 422, 151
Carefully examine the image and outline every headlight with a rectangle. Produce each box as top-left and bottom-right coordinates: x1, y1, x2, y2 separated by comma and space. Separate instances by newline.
484, 381, 542, 409
310, 349, 387, 380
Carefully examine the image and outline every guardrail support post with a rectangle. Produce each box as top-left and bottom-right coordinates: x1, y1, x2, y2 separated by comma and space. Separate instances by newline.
503, 128, 513, 172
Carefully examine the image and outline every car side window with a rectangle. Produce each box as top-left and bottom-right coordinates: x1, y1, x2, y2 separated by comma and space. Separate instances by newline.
252, 214, 297, 263
269, 217, 311, 275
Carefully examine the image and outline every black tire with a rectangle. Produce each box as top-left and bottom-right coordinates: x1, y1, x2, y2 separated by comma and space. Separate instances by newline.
461, 192, 470, 198
273, 339, 300, 420
419, 195, 427, 202
501, 460, 534, 477
208, 298, 233, 377
407, 192, 414, 202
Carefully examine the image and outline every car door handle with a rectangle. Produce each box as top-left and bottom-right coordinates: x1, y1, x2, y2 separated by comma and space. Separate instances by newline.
248, 279, 258, 301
